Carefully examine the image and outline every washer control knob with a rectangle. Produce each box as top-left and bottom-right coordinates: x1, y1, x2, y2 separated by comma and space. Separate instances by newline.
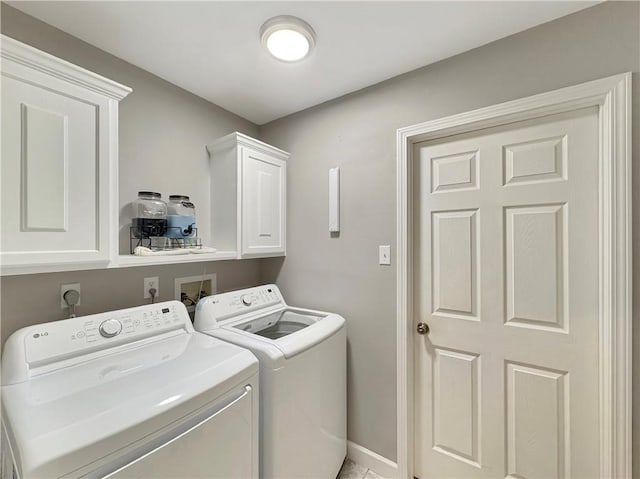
241, 295, 252, 306
99, 319, 122, 338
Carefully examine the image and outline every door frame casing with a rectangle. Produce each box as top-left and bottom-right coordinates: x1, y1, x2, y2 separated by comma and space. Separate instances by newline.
395, 73, 632, 478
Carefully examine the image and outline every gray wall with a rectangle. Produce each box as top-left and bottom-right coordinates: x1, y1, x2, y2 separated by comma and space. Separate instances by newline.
0, 4, 262, 343
2, 1, 639, 474
1, 3, 259, 252
259, 0, 640, 466
1, 261, 261, 346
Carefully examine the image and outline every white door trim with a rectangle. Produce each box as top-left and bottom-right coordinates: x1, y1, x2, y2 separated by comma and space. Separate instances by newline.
396, 73, 632, 479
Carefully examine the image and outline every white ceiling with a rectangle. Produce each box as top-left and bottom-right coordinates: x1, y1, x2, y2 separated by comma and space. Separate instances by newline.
9, 1, 598, 125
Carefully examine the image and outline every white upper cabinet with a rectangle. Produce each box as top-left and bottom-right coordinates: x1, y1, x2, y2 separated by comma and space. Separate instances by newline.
207, 132, 288, 258
1, 36, 131, 275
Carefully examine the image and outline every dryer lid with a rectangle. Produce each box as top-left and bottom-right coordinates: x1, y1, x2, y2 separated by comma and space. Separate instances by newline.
1, 303, 257, 479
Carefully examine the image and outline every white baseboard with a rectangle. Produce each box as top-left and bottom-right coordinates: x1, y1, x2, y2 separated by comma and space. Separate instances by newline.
347, 440, 398, 478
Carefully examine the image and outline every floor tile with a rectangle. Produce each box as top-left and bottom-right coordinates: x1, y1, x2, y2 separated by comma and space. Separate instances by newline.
364, 469, 384, 479
337, 459, 368, 479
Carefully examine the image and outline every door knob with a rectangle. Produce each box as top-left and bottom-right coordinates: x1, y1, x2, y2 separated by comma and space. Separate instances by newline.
417, 322, 430, 335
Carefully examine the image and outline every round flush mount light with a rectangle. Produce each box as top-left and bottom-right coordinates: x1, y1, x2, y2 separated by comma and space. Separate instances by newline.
260, 15, 316, 62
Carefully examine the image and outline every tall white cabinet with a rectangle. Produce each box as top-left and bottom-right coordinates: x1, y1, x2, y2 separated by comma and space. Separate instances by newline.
207, 132, 288, 258
1, 35, 131, 275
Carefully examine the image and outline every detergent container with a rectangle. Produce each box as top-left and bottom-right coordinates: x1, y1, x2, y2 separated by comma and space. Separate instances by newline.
132, 191, 167, 238
166, 195, 196, 238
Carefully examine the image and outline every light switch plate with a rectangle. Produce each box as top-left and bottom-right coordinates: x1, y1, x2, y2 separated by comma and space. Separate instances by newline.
379, 245, 391, 265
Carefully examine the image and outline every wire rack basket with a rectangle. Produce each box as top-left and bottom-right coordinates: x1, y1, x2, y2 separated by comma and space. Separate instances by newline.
129, 225, 202, 254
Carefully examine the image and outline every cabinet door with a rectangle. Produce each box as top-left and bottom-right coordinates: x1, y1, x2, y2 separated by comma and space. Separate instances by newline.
241, 147, 286, 257
1, 59, 115, 273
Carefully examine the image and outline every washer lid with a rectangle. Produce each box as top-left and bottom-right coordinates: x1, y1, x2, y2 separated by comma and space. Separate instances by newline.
2, 331, 257, 479
201, 307, 345, 360
194, 286, 346, 359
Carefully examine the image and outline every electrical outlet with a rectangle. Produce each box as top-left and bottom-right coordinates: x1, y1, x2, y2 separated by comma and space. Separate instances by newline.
379, 245, 391, 265
144, 277, 159, 299
61, 283, 81, 308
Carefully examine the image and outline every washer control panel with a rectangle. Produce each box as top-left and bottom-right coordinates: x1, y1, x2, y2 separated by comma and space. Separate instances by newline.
23, 301, 191, 367
199, 285, 283, 322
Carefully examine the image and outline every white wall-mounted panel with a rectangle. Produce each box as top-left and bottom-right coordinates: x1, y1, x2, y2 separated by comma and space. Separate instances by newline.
506, 362, 569, 479
432, 210, 478, 320
433, 348, 480, 467
329, 167, 340, 233
21, 103, 68, 231
505, 204, 567, 332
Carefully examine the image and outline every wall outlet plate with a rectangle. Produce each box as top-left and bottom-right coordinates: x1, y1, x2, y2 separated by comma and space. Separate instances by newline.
61, 283, 81, 308
144, 277, 159, 299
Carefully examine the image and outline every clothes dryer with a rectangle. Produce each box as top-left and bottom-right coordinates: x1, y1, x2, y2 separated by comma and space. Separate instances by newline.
1, 301, 258, 479
195, 285, 346, 479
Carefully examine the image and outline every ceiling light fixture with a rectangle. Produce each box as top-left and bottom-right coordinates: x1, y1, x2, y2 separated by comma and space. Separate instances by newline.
260, 16, 316, 62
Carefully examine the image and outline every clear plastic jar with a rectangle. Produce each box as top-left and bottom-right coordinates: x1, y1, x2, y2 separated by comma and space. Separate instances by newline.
132, 191, 167, 218
132, 191, 167, 238
166, 195, 196, 238
167, 195, 195, 216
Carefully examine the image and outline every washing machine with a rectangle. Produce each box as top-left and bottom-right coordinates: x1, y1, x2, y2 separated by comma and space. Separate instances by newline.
194, 284, 346, 479
1, 301, 259, 479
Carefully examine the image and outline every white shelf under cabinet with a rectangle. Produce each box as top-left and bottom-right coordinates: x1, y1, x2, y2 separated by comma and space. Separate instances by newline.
117, 251, 238, 268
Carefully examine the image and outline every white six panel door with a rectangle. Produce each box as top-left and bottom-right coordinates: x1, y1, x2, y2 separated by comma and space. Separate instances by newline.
414, 107, 600, 478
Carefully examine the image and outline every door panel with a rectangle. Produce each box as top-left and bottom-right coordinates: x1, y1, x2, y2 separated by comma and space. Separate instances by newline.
505, 362, 569, 479
431, 150, 479, 193
432, 210, 479, 319
1, 76, 98, 252
414, 107, 599, 479
241, 148, 286, 256
432, 348, 480, 467
505, 204, 567, 332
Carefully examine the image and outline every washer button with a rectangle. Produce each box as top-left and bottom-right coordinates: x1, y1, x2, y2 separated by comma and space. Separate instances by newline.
241, 295, 252, 306
99, 319, 122, 338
